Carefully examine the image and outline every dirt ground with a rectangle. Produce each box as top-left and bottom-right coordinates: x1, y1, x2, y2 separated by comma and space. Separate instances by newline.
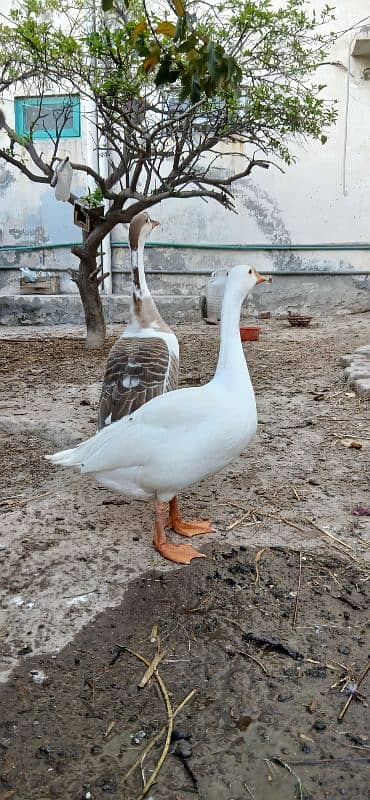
0, 313, 369, 799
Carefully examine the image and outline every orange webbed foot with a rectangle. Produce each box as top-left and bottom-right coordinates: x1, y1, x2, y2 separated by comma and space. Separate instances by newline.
168, 518, 215, 537
166, 497, 215, 537
154, 540, 206, 565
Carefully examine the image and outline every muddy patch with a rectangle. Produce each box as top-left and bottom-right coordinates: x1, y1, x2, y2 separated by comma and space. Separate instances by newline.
0, 544, 369, 800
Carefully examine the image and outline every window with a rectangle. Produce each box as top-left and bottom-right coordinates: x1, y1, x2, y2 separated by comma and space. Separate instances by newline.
14, 95, 80, 139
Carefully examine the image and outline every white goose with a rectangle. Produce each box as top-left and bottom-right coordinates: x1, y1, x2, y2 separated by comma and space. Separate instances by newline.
47, 266, 269, 564
98, 210, 203, 535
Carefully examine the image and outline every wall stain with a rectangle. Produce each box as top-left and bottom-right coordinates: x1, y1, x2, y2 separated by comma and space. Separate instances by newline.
236, 181, 302, 272
0, 165, 15, 196
8, 225, 49, 245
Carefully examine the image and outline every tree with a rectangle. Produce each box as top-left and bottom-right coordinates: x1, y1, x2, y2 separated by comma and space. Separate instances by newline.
0, 0, 336, 348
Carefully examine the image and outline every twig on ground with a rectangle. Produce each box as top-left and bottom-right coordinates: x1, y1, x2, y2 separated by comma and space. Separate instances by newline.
258, 510, 365, 566
338, 660, 370, 723
234, 648, 270, 676
270, 756, 304, 800
138, 649, 166, 688
0, 490, 54, 509
254, 547, 267, 585
226, 512, 250, 530
244, 783, 257, 800
120, 689, 196, 787
305, 519, 354, 552
104, 720, 116, 738
117, 645, 173, 800
292, 551, 303, 630
305, 658, 346, 673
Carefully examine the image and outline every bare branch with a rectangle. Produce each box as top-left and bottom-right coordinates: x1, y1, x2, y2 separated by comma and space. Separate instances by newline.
0, 147, 50, 183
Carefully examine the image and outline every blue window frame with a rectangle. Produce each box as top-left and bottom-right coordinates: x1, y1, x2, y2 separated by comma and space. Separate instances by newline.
14, 95, 80, 139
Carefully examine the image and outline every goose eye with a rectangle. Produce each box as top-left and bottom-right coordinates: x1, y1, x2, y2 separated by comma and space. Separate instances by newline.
248, 269, 252, 274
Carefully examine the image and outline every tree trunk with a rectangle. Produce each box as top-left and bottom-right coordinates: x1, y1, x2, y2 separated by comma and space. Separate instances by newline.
71, 249, 106, 350
79, 256, 106, 350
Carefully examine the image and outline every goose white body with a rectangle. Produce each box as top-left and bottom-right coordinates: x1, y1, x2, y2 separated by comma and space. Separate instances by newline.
48, 266, 262, 506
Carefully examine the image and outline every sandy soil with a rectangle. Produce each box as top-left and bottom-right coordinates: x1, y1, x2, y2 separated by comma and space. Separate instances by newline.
0, 313, 369, 798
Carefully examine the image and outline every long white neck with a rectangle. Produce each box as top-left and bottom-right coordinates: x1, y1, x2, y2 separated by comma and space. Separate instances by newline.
125, 231, 171, 335
130, 231, 150, 300
214, 280, 253, 392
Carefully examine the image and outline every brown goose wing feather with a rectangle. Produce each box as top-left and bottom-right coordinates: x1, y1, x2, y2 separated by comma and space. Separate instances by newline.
97, 336, 178, 429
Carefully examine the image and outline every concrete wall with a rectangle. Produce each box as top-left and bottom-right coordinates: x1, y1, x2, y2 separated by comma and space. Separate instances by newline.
1, 0, 370, 319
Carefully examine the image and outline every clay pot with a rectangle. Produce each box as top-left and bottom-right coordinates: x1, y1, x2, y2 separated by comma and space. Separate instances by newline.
287, 314, 312, 328
240, 326, 260, 341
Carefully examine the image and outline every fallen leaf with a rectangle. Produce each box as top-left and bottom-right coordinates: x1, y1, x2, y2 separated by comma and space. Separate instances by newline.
341, 439, 363, 450
307, 698, 319, 714
352, 505, 370, 516
299, 732, 314, 743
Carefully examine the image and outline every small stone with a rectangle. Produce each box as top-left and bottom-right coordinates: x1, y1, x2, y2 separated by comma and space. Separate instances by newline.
96, 775, 117, 793
17, 644, 32, 655
338, 645, 351, 656
90, 744, 102, 755
313, 721, 326, 731
307, 698, 319, 714
277, 694, 294, 703
131, 729, 146, 745
172, 739, 192, 759
171, 728, 192, 742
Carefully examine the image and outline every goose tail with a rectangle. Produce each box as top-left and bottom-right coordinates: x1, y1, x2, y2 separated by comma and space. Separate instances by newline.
45, 444, 84, 468
45, 434, 100, 469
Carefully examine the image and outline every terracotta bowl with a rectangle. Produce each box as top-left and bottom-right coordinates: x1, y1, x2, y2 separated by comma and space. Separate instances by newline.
288, 314, 312, 328
240, 326, 260, 341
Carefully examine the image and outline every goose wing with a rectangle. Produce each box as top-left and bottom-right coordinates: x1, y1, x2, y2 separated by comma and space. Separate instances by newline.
97, 336, 178, 429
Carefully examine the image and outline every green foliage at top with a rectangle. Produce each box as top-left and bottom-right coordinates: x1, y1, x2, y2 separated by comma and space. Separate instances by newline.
0, 0, 338, 208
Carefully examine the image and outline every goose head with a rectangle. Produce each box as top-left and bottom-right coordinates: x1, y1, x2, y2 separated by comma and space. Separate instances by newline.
227, 264, 271, 297
129, 211, 160, 251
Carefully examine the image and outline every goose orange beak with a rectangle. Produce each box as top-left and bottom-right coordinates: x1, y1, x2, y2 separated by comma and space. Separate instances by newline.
255, 270, 272, 284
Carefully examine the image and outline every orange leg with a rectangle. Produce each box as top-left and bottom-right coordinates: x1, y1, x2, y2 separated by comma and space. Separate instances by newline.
165, 496, 215, 538
153, 499, 206, 564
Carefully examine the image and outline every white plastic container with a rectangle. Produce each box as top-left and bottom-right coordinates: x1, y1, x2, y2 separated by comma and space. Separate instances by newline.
200, 268, 229, 324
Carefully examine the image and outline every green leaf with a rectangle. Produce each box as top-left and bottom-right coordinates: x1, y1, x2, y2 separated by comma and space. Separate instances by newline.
102, 0, 114, 11
320, 134, 327, 145
173, 14, 187, 42
154, 53, 172, 86
177, 32, 197, 53
156, 21, 177, 37
190, 76, 201, 103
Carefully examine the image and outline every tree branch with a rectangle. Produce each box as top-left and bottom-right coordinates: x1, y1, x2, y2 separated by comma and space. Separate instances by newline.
0, 148, 50, 183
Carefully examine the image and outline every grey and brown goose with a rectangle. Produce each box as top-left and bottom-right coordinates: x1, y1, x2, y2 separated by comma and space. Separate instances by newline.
97, 210, 213, 546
